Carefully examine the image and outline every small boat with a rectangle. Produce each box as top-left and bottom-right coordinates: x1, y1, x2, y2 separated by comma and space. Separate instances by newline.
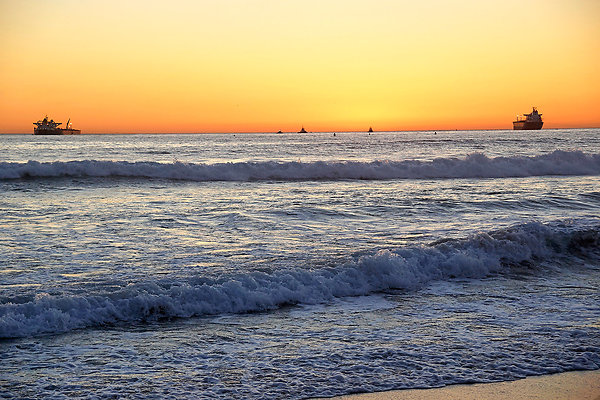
34, 116, 81, 135
368, 127, 373, 133
298, 126, 307, 133
513, 107, 543, 130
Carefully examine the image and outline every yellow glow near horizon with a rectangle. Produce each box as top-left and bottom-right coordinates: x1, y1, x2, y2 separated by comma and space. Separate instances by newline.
1, 0, 599, 133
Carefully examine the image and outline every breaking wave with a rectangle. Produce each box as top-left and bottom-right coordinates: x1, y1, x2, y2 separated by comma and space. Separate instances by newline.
1, 221, 599, 338
1, 150, 600, 182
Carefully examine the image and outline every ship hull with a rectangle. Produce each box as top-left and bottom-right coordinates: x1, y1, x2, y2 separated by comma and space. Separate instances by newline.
512, 121, 543, 130
61, 128, 81, 135
34, 128, 81, 135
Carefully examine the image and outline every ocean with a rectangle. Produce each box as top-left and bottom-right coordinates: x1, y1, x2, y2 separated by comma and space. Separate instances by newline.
1, 129, 599, 399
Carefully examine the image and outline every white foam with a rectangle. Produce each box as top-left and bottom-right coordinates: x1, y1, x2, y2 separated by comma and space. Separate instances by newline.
1, 221, 598, 338
1, 150, 600, 181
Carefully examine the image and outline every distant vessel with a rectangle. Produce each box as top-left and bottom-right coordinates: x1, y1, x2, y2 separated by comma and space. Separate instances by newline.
34, 116, 81, 135
298, 126, 307, 133
513, 108, 543, 130
368, 127, 373, 133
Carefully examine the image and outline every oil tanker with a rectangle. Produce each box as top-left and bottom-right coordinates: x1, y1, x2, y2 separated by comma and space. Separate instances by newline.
513, 107, 543, 130
34, 116, 81, 135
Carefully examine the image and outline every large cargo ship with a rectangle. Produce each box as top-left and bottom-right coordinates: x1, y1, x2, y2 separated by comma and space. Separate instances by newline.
33, 116, 81, 135
513, 107, 543, 130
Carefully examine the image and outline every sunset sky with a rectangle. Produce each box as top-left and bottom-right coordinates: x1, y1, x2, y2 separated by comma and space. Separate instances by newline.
1, 0, 599, 133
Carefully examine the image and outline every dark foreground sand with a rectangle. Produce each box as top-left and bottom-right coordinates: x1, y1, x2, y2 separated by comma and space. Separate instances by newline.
313, 370, 600, 400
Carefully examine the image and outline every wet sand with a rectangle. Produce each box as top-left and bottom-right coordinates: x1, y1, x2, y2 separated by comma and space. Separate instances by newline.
314, 370, 600, 400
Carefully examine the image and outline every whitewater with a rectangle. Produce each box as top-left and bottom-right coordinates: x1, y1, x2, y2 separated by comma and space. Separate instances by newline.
1, 129, 599, 399
2, 150, 600, 181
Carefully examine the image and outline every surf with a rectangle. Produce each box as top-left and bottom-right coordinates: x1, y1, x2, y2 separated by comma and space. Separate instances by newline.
1, 150, 600, 182
1, 220, 598, 339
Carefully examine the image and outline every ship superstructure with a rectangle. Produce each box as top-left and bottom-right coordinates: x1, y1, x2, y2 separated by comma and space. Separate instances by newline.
34, 116, 81, 135
513, 107, 543, 130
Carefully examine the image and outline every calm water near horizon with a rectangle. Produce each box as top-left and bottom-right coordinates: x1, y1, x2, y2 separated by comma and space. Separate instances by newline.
1, 129, 599, 399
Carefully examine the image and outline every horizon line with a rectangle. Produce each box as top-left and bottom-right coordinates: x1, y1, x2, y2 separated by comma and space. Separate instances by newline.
2, 126, 599, 135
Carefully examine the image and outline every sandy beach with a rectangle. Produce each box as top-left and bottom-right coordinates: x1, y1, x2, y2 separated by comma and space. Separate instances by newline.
314, 370, 600, 400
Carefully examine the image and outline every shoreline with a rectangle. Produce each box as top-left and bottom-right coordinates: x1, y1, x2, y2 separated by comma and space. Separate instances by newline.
312, 370, 600, 400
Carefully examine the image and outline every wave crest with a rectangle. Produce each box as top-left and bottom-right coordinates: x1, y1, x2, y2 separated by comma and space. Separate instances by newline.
1, 221, 599, 338
2, 150, 600, 182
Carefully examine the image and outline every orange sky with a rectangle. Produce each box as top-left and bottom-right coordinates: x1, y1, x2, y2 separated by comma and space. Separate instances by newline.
1, 0, 599, 133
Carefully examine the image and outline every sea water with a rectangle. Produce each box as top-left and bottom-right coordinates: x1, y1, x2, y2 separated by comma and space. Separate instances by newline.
1, 129, 599, 399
